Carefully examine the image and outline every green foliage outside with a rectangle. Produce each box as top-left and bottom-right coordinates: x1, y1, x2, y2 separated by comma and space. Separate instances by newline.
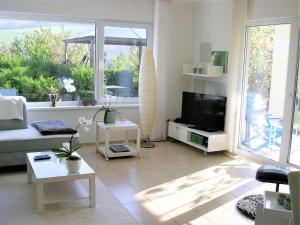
247, 26, 275, 99
0, 28, 92, 101
0, 28, 140, 102
104, 47, 140, 97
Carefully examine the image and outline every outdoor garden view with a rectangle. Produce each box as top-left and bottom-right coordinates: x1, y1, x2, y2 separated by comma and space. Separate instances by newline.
0, 19, 142, 104
241, 23, 300, 163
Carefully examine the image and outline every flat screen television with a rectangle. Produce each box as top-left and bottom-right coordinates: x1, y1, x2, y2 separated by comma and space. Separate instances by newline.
180, 92, 226, 132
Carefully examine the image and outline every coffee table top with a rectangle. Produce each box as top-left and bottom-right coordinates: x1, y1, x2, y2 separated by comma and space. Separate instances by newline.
27, 151, 95, 182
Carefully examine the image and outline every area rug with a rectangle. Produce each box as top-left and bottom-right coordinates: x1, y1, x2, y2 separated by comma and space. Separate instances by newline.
236, 194, 264, 220
0, 173, 139, 225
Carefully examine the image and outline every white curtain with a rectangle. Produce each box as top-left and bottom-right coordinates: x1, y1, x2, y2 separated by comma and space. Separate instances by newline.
225, 0, 248, 152
151, 0, 170, 141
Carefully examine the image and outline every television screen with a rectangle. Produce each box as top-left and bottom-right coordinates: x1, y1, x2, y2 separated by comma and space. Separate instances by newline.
181, 92, 226, 132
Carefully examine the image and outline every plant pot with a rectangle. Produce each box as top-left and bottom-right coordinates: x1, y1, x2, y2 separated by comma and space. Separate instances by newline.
104, 110, 117, 124
66, 157, 81, 173
81, 99, 90, 106
49, 94, 58, 107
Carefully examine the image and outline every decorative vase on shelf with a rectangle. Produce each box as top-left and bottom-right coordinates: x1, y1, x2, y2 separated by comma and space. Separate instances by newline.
66, 156, 81, 173
49, 94, 58, 107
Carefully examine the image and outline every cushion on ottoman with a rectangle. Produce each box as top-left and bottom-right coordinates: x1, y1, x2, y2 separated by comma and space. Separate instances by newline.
256, 165, 290, 184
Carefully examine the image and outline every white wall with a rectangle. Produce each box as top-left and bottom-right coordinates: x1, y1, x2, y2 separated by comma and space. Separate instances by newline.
0, 0, 154, 22
190, 0, 298, 98
248, 0, 298, 19
193, 1, 232, 61
165, 1, 196, 120
192, 1, 232, 97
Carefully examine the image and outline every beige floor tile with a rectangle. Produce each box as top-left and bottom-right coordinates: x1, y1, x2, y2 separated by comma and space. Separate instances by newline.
171, 208, 216, 225
110, 182, 140, 204
124, 202, 178, 225
223, 198, 254, 225
205, 207, 250, 225
77, 142, 270, 225
122, 172, 160, 191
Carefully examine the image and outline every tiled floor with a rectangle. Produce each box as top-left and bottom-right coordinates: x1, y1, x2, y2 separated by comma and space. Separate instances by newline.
78, 141, 290, 225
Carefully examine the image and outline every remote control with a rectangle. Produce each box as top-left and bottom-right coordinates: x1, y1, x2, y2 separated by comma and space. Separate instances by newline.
34, 155, 51, 161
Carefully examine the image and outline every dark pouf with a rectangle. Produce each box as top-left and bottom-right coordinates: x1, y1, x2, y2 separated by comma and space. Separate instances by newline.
236, 194, 263, 220
256, 165, 289, 184
256, 164, 292, 192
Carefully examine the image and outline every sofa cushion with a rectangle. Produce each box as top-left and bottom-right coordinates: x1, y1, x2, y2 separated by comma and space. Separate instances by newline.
0, 125, 79, 154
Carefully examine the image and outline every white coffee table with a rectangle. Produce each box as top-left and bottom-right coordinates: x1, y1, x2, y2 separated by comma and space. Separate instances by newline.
26, 151, 96, 213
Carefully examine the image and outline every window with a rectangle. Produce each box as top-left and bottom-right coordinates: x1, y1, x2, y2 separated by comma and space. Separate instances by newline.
0, 18, 96, 105
103, 25, 148, 102
0, 16, 152, 106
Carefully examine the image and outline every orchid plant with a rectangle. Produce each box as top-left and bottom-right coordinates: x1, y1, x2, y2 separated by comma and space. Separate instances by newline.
63, 78, 76, 93
92, 101, 117, 123
51, 117, 92, 160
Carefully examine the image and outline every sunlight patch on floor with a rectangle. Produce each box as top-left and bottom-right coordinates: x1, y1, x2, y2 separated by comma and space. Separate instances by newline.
134, 158, 258, 222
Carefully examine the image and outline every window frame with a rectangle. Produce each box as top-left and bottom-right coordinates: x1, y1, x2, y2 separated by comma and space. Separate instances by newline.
0, 12, 153, 107
99, 20, 153, 104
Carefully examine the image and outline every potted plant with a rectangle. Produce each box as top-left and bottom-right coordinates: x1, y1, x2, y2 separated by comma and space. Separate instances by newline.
49, 85, 58, 107
51, 117, 92, 173
79, 90, 97, 106
93, 102, 117, 124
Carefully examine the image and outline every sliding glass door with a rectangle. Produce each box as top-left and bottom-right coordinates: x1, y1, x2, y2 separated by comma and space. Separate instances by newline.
239, 18, 299, 163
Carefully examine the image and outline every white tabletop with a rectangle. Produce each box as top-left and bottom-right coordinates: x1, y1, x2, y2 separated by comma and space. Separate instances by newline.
27, 151, 95, 182
97, 120, 139, 129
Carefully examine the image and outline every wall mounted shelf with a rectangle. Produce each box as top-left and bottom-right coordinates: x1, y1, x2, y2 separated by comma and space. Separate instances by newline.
182, 64, 227, 84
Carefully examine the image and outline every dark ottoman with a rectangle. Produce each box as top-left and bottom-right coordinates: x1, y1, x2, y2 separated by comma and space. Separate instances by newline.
256, 164, 294, 192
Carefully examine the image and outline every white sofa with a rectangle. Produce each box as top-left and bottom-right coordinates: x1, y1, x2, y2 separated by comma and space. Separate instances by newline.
0, 101, 79, 167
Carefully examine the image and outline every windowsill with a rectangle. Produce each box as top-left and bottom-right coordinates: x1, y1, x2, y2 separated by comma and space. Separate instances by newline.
27, 103, 139, 111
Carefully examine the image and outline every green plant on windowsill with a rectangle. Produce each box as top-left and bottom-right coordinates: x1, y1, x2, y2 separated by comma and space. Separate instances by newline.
49, 84, 58, 107
79, 90, 97, 106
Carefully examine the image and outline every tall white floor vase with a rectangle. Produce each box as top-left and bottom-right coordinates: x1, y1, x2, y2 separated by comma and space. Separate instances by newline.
288, 171, 300, 225
139, 47, 157, 148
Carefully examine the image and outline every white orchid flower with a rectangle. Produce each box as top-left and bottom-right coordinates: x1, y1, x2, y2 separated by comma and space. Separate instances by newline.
86, 119, 93, 126
62, 142, 70, 150
63, 78, 72, 84
63, 78, 76, 93
78, 117, 86, 124
83, 119, 93, 131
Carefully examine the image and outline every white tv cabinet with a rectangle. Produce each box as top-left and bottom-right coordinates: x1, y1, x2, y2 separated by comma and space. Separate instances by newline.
168, 121, 228, 155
